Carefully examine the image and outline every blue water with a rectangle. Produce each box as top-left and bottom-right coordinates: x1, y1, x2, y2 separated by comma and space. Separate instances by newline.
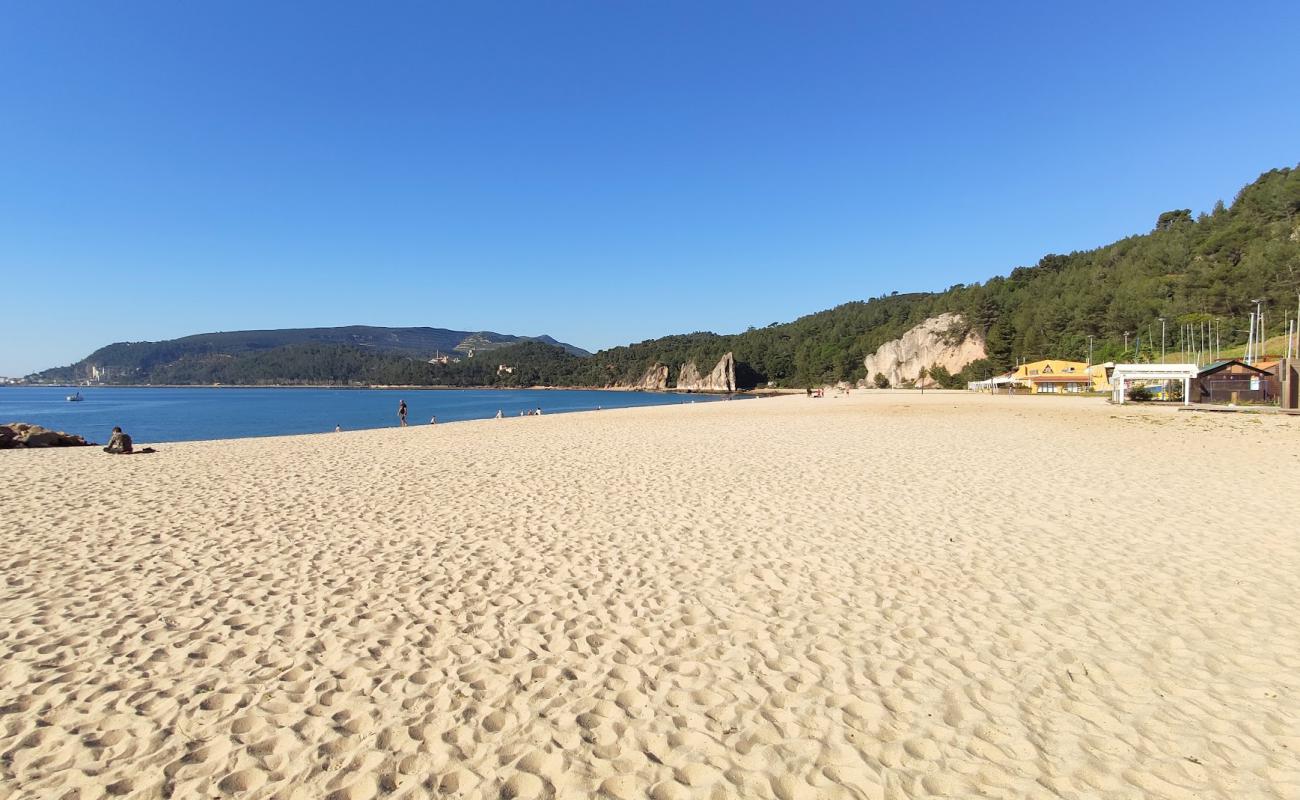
0, 387, 745, 444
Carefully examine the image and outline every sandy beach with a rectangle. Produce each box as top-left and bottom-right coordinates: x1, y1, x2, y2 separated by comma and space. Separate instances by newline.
1, 392, 1297, 799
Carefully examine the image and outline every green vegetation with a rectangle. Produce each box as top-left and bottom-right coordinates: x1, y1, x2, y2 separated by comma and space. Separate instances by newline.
566, 166, 1299, 389
29, 166, 1300, 390
30, 326, 589, 384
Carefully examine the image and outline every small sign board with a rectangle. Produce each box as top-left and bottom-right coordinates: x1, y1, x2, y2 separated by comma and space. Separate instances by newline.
1250, 377, 1261, 391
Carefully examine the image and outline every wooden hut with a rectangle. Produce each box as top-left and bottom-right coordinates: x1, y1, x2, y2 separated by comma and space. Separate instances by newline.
1192, 360, 1278, 404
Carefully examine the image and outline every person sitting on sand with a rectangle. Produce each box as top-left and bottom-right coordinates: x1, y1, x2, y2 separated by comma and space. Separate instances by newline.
104, 426, 133, 454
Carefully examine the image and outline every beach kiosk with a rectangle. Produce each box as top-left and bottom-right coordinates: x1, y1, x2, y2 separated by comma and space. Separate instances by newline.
1110, 363, 1198, 406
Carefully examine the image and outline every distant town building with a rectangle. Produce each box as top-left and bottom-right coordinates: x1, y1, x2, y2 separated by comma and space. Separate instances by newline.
497, 364, 514, 375
428, 351, 461, 365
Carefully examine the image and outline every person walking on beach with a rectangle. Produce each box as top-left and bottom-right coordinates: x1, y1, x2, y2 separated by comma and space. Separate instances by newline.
398, 399, 408, 427
494, 409, 503, 419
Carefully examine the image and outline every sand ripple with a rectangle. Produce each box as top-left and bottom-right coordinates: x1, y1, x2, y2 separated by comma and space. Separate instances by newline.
2, 393, 1298, 798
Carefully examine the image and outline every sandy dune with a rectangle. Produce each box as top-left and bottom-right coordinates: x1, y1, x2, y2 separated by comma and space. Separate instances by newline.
1, 392, 1298, 799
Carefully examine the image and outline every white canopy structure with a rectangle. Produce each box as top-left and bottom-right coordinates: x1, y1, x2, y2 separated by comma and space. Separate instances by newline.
1110, 363, 1198, 406
968, 374, 1019, 392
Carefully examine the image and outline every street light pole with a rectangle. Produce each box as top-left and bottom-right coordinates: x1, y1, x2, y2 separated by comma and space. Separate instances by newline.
1159, 317, 1166, 363
1087, 335, 1094, 367
1250, 299, 1265, 365
1123, 331, 1130, 354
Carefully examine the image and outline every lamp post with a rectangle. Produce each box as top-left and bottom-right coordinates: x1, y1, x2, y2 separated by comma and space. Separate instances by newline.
1087, 335, 1094, 367
1158, 317, 1166, 363
1123, 331, 1130, 354
1248, 299, 1264, 364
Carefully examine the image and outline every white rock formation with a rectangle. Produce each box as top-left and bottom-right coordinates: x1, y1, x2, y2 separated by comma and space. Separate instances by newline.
676, 352, 736, 392
625, 363, 669, 391
862, 313, 986, 387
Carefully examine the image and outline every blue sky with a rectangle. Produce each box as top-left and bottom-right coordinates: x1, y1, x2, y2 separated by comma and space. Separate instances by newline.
2, 1, 1298, 375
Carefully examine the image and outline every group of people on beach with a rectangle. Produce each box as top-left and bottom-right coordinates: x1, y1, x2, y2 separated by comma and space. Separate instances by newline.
397, 400, 544, 426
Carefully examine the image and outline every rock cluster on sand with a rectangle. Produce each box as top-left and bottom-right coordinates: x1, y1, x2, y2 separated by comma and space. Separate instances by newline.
0, 422, 93, 449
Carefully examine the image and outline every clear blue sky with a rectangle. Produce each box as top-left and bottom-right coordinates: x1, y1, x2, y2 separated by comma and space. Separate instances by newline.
2, 1, 1298, 375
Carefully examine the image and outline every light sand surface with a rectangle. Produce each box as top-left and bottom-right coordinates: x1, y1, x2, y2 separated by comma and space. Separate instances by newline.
2, 392, 1298, 799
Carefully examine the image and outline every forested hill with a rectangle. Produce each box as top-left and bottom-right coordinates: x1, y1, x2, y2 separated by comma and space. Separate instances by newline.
28, 165, 1300, 389
460, 164, 1297, 390
29, 326, 590, 384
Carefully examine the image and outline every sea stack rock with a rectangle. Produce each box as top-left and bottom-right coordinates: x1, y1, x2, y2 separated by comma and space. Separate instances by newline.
676, 361, 702, 390
676, 352, 736, 392
627, 364, 669, 391
709, 352, 737, 392
0, 422, 93, 449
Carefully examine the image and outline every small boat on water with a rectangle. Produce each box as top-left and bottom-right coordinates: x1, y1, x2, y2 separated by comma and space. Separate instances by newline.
66, 392, 84, 402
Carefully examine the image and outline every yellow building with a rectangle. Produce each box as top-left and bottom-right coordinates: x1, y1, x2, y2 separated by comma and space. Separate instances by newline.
1086, 362, 1114, 392
1013, 359, 1091, 393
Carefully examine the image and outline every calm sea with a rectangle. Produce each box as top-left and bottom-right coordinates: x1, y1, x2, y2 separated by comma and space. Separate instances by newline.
0, 387, 745, 444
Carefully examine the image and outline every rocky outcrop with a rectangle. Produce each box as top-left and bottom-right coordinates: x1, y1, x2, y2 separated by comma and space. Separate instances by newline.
676, 352, 736, 392
1, 422, 93, 449
862, 314, 986, 388
626, 363, 669, 391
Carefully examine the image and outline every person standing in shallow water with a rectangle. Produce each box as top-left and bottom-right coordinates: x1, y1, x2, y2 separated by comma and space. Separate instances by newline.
397, 399, 408, 427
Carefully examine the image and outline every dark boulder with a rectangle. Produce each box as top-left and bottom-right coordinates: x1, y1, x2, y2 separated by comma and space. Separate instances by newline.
0, 422, 93, 449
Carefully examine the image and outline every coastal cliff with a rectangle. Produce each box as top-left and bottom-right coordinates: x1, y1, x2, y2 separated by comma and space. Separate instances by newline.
676, 352, 736, 392
862, 314, 986, 387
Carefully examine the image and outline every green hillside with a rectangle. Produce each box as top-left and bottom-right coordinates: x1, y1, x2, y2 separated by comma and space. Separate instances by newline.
28, 165, 1300, 389
29, 326, 590, 384
462, 164, 1298, 390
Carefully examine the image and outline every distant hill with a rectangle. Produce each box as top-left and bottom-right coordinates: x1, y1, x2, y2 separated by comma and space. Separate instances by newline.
29, 325, 590, 384
27, 165, 1300, 389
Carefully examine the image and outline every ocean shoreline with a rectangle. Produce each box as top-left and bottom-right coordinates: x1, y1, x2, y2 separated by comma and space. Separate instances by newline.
9, 382, 773, 395
2, 385, 769, 447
